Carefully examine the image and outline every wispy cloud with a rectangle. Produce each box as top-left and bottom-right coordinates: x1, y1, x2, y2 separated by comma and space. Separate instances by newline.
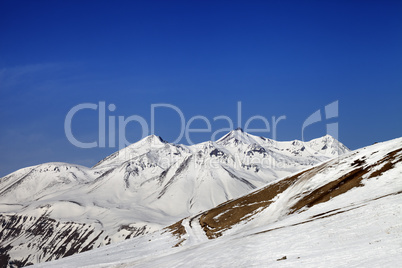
0, 63, 63, 91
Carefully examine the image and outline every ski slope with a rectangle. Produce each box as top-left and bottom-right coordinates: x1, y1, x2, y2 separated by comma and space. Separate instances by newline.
34, 137, 402, 267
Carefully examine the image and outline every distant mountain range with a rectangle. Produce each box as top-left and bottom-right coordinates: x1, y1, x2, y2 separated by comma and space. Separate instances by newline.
0, 130, 350, 267
36, 136, 402, 268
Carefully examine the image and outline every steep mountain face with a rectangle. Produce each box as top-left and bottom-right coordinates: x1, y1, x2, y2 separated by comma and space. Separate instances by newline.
0, 131, 349, 266
35, 137, 402, 268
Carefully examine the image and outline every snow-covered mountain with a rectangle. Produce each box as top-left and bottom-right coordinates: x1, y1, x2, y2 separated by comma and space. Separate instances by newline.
0, 130, 349, 266
35, 136, 402, 268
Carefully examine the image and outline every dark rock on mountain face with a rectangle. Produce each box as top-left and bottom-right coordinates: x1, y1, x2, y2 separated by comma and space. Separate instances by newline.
0, 214, 147, 267
210, 149, 225, 157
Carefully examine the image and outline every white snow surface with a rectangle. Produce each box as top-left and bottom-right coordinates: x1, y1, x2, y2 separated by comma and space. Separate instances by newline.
0, 131, 350, 265
33, 137, 402, 268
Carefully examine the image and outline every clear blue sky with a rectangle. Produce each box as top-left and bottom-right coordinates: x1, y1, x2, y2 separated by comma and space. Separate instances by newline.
1, 0, 401, 177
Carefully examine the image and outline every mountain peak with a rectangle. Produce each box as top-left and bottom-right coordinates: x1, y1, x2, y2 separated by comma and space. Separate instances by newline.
307, 134, 350, 156
135, 134, 166, 146
321, 134, 336, 140
217, 129, 256, 145
146, 134, 165, 143
308, 134, 339, 145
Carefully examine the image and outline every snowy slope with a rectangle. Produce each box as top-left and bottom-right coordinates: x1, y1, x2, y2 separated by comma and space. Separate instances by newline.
0, 130, 349, 266
34, 137, 402, 268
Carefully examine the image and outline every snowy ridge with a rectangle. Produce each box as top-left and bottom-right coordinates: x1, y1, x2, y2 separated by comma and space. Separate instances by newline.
0, 131, 349, 266
34, 136, 402, 267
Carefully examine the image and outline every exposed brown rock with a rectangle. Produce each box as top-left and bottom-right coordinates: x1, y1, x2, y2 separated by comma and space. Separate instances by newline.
197, 167, 316, 239
166, 219, 186, 239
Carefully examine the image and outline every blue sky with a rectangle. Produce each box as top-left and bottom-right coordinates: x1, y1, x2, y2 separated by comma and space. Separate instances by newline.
1, 0, 401, 177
